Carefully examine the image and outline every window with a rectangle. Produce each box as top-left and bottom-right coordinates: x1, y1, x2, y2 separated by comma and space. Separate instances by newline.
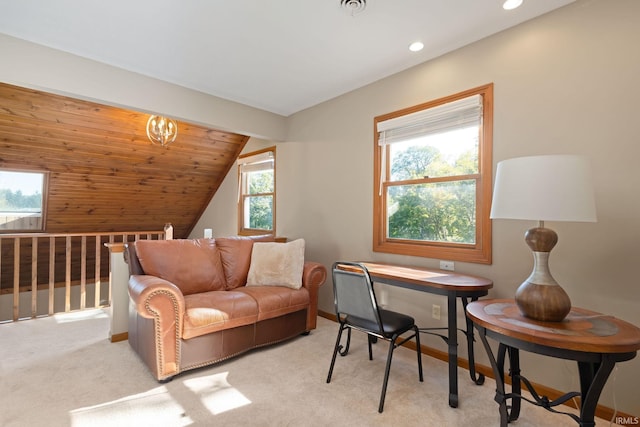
373, 84, 493, 264
238, 147, 275, 236
0, 169, 48, 232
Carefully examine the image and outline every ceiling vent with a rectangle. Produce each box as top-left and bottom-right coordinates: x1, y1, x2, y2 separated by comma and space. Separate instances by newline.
341, 0, 367, 16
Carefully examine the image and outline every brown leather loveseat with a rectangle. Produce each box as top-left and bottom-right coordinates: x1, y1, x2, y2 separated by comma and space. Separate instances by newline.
126, 236, 327, 381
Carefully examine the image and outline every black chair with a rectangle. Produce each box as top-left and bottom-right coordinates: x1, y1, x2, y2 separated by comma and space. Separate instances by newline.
326, 261, 423, 413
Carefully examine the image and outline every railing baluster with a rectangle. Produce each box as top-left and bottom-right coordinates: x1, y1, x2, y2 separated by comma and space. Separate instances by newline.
80, 236, 87, 310
95, 235, 101, 308
65, 236, 71, 312
13, 238, 20, 321
31, 237, 38, 318
0, 237, 2, 310
49, 236, 55, 315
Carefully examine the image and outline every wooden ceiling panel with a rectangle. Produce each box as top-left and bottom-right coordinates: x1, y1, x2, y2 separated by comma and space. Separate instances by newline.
0, 82, 249, 237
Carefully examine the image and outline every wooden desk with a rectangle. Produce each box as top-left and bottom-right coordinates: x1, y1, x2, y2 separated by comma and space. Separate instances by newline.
359, 262, 493, 408
466, 299, 640, 427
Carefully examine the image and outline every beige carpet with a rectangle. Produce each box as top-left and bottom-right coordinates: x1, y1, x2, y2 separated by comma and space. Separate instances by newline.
0, 309, 614, 426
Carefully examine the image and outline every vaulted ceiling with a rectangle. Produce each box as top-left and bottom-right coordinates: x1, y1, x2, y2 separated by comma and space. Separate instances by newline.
0, 82, 248, 238
0, 0, 575, 116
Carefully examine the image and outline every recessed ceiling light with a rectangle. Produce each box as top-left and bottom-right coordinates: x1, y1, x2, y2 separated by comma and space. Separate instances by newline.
409, 41, 424, 52
341, 0, 367, 16
503, 0, 523, 10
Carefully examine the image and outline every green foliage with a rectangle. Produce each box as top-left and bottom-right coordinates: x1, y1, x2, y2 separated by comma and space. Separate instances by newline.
0, 189, 42, 212
246, 170, 273, 230
391, 145, 440, 180
248, 170, 273, 194
248, 196, 273, 230
387, 145, 476, 243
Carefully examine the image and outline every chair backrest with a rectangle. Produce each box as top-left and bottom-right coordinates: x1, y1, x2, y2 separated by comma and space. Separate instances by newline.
332, 262, 383, 334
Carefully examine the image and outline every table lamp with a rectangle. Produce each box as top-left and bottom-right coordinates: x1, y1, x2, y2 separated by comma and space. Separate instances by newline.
490, 155, 597, 322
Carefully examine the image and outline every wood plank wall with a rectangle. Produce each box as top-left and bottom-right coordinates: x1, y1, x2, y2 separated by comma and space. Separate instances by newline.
0, 82, 249, 291
0, 82, 248, 236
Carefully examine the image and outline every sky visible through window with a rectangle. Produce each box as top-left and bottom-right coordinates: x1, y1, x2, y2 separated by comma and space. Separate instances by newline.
0, 171, 43, 195
392, 126, 478, 166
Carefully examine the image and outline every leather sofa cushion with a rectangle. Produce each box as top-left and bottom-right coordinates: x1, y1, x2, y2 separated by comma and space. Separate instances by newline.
135, 239, 226, 295
216, 235, 275, 290
183, 291, 259, 340
236, 286, 309, 322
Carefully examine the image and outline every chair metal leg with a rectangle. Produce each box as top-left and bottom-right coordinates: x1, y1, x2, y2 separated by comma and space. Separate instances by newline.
414, 325, 424, 382
378, 335, 398, 413
368, 334, 374, 360
327, 324, 347, 383
339, 326, 352, 356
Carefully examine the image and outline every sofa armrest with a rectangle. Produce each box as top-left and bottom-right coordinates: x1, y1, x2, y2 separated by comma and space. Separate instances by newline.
129, 274, 185, 380
301, 261, 327, 330
302, 261, 327, 289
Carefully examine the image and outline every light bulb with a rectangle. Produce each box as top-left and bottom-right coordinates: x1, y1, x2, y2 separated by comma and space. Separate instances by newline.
409, 41, 424, 52
503, 0, 523, 10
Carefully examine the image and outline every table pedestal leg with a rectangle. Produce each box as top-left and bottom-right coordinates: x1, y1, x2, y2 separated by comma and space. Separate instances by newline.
478, 326, 509, 427
578, 357, 615, 427
496, 344, 521, 421
422, 296, 486, 408
447, 295, 459, 408
462, 296, 486, 385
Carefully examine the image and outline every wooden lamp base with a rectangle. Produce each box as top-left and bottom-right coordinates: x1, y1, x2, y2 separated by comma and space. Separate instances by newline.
515, 226, 571, 322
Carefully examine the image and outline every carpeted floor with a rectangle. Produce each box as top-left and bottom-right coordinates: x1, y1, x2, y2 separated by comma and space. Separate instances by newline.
0, 309, 615, 426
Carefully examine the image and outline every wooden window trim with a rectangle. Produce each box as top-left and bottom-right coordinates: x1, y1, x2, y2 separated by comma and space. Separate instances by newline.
373, 84, 493, 264
237, 146, 276, 236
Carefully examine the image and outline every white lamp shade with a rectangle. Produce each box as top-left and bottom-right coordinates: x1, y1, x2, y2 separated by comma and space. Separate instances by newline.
490, 155, 597, 222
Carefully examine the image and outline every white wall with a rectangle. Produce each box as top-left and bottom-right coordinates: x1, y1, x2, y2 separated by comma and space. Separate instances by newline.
2, 0, 638, 417
202, 0, 640, 415
0, 33, 287, 141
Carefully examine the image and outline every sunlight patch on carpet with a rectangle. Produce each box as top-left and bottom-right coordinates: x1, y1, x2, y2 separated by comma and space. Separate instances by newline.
54, 308, 109, 324
183, 372, 251, 415
69, 386, 192, 427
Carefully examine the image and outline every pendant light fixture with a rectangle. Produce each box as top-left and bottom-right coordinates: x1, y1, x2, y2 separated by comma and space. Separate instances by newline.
146, 115, 178, 147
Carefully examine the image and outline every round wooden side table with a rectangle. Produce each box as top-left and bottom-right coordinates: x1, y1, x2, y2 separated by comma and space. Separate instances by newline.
466, 299, 640, 427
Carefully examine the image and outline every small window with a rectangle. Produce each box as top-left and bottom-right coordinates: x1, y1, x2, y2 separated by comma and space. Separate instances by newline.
0, 169, 48, 232
237, 147, 275, 236
373, 84, 493, 264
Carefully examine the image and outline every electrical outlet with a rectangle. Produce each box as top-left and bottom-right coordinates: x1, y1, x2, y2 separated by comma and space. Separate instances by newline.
440, 260, 455, 271
432, 304, 441, 320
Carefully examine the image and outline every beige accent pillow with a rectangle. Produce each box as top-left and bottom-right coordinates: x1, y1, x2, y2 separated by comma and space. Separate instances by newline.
246, 239, 305, 289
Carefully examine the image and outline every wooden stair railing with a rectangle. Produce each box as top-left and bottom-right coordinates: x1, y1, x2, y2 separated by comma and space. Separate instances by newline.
0, 231, 164, 322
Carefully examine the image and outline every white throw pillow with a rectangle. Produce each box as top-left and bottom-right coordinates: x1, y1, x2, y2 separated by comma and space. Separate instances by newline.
246, 239, 305, 289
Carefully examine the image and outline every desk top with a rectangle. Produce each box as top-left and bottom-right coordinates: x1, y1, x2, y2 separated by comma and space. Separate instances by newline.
359, 261, 493, 293
467, 299, 640, 354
